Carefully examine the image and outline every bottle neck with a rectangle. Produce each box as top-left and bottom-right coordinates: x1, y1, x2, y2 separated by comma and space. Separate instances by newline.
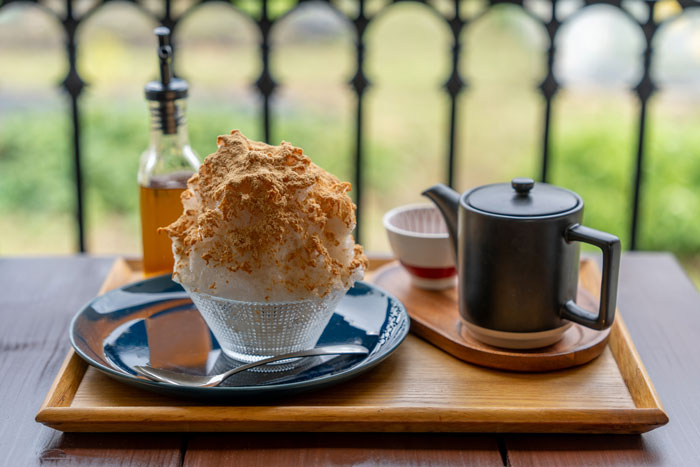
139, 97, 199, 187
148, 99, 190, 147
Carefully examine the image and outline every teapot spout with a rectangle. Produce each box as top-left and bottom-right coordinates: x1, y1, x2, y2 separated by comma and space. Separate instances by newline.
422, 184, 460, 262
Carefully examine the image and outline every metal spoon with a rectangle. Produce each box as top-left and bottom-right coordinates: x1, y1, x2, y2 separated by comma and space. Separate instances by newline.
134, 344, 369, 388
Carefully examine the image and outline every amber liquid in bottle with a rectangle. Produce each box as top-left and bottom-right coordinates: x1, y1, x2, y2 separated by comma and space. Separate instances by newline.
140, 29, 199, 276
140, 172, 192, 275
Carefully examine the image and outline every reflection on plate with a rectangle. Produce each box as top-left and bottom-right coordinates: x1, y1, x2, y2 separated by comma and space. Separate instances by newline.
70, 275, 409, 400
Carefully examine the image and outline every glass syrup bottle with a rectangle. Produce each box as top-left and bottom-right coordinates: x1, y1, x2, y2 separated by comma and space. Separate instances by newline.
138, 27, 199, 275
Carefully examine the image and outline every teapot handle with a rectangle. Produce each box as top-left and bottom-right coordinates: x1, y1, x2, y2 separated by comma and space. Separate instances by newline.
561, 224, 621, 331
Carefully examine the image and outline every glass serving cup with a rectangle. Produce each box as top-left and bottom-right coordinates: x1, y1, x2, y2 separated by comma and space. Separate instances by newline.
187, 288, 345, 364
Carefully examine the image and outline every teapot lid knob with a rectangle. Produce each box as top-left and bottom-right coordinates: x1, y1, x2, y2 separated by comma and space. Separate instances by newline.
512, 178, 534, 195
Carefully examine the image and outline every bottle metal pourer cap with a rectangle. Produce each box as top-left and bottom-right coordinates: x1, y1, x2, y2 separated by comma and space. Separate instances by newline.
145, 27, 188, 134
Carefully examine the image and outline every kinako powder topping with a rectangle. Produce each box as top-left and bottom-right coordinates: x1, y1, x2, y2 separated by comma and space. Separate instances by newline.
162, 130, 367, 301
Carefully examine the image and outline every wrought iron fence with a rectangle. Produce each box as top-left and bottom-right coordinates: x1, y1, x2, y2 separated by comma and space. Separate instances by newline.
0, 0, 698, 251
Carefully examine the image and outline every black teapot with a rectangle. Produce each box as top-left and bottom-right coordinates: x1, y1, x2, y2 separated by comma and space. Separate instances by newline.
423, 178, 621, 348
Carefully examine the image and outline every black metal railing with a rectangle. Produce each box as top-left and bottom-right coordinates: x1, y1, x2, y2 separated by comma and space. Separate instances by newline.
0, 0, 697, 251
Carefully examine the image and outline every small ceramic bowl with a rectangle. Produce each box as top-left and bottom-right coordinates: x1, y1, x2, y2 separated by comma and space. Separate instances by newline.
383, 204, 457, 290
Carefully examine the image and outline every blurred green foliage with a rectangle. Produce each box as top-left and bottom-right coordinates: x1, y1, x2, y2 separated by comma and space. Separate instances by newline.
642, 109, 700, 253
1, 1, 700, 272
2, 96, 700, 254
0, 112, 73, 214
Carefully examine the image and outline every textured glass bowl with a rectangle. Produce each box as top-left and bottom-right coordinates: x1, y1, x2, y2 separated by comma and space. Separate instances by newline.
188, 289, 344, 363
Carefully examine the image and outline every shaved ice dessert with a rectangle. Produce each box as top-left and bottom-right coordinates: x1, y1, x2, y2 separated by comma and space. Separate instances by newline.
162, 130, 367, 362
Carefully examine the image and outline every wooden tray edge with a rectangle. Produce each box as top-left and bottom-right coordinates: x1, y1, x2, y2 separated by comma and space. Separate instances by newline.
36, 349, 86, 416
36, 406, 667, 434
36, 258, 132, 425
35, 256, 668, 434
578, 260, 668, 424
609, 315, 668, 420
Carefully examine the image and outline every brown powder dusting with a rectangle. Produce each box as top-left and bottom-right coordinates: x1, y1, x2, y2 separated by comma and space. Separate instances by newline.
164, 130, 367, 300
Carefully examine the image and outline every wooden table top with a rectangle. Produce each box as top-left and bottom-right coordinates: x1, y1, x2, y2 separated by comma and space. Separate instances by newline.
1, 253, 699, 466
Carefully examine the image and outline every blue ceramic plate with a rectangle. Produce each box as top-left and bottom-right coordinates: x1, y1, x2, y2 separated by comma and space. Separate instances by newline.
70, 275, 409, 400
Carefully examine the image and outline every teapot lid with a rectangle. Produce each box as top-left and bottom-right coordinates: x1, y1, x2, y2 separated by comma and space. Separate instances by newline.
466, 178, 580, 217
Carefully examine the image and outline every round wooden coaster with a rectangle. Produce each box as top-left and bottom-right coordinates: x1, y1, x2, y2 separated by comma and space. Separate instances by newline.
371, 261, 611, 372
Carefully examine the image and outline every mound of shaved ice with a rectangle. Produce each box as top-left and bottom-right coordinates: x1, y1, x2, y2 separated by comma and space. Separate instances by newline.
163, 130, 367, 302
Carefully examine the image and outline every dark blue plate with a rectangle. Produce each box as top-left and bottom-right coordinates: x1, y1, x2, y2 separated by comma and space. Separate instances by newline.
70, 275, 409, 400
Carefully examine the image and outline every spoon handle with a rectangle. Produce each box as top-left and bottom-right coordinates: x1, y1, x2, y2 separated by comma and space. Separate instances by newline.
135, 344, 370, 387
217, 344, 369, 383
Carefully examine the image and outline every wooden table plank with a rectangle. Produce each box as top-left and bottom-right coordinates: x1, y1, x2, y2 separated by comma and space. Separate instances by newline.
506, 253, 700, 466
0, 257, 183, 466
184, 433, 504, 466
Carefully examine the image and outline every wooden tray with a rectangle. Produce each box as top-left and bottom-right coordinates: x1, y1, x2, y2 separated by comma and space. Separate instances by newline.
36, 258, 668, 433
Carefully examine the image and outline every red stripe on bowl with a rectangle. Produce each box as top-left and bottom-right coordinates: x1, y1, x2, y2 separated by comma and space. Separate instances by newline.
400, 262, 457, 279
